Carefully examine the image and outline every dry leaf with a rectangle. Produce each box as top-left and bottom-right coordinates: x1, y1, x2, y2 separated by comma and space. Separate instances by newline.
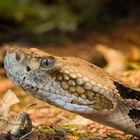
96, 44, 126, 74
0, 90, 19, 132
0, 90, 19, 118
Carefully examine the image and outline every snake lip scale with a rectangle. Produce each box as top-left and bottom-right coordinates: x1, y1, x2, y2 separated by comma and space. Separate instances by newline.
4, 47, 140, 137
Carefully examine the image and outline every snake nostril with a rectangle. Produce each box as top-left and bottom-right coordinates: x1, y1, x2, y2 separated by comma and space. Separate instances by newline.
26, 66, 31, 72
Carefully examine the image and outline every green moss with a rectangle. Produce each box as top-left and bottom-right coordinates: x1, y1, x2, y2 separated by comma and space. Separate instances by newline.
37, 124, 95, 138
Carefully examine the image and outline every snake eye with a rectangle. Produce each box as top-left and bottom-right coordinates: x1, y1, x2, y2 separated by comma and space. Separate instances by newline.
40, 56, 54, 68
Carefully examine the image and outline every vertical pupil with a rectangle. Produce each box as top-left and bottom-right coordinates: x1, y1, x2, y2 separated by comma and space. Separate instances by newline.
44, 59, 49, 66
41, 57, 54, 67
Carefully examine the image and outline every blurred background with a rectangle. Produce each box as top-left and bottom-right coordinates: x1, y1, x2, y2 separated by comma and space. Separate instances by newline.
0, 0, 140, 44
1, 0, 140, 139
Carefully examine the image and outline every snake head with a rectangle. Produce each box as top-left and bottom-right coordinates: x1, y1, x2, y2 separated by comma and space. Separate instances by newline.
5, 47, 58, 72
4, 46, 117, 117
4, 47, 96, 113
4, 47, 60, 89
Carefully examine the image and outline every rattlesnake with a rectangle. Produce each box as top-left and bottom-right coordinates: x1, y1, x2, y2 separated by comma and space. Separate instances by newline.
4, 47, 140, 137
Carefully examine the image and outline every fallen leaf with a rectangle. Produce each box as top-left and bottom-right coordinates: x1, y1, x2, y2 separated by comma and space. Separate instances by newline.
0, 90, 19, 132
0, 90, 19, 117
96, 44, 126, 74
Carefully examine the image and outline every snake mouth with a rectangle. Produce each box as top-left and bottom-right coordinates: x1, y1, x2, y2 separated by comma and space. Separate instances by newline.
20, 80, 96, 114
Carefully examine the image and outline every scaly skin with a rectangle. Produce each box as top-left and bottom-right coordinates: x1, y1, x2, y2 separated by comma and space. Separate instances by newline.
4, 47, 140, 137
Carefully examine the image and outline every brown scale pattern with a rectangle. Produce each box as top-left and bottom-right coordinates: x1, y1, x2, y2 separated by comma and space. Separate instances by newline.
51, 71, 113, 111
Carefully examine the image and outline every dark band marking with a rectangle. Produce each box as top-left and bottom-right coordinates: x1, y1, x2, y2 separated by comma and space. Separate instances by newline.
114, 81, 140, 101
128, 109, 140, 128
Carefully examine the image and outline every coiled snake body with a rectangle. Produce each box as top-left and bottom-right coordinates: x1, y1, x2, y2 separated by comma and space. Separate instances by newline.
4, 47, 140, 137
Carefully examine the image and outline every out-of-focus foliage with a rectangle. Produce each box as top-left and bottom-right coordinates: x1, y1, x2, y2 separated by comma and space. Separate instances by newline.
0, 0, 105, 34
0, 0, 140, 43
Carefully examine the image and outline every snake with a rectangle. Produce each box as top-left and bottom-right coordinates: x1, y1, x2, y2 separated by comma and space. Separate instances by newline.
4, 47, 140, 137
